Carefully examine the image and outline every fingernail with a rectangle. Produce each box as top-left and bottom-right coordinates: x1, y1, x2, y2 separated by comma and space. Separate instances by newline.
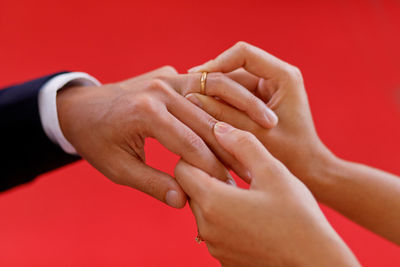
214, 122, 234, 134
185, 93, 202, 108
264, 108, 278, 127
166, 190, 180, 208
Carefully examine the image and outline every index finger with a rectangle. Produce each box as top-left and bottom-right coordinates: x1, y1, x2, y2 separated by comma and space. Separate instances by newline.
188, 41, 296, 81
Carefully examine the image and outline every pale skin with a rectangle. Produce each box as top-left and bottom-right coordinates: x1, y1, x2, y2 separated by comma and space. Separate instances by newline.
175, 122, 360, 267
56, 65, 278, 208
186, 42, 400, 245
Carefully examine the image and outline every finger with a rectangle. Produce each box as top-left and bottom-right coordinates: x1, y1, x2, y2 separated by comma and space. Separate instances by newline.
165, 90, 252, 182
160, 73, 278, 129
175, 160, 243, 245
225, 68, 259, 92
175, 159, 242, 245
188, 41, 296, 82
185, 94, 288, 185
174, 160, 234, 202
213, 121, 282, 180
225, 69, 275, 104
185, 93, 259, 132
150, 106, 236, 185
107, 148, 187, 209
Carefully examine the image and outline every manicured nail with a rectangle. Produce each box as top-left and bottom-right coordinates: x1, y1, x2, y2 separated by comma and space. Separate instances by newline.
166, 190, 180, 208
264, 108, 278, 127
214, 122, 234, 134
185, 93, 202, 108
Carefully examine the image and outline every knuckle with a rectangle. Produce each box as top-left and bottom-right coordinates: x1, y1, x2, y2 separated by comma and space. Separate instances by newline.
208, 72, 228, 92
291, 65, 302, 76
142, 175, 159, 195
207, 116, 219, 129
148, 78, 173, 96
148, 78, 166, 91
159, 65, 177, 75
152, 74, 167, 81
282, 65, 303, 83
290, 65, 303, 81
182, 131, 205, 154
235, 130, 257, 149
135, 94, 159, 114
247, 94, 261, 108
235, 41, 250, 51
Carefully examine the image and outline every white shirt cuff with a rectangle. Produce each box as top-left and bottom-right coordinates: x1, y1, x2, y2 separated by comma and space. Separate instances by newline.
38, 72, 101, 155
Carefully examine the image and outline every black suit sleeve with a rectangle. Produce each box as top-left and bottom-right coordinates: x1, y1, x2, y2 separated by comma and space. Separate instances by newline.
0, 72, 81, 192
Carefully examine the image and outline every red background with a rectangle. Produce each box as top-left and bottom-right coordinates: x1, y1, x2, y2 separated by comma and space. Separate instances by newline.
1, 0, 400, 266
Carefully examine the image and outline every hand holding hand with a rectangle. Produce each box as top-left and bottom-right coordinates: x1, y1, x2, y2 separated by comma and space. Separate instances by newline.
56, 65, 275, 208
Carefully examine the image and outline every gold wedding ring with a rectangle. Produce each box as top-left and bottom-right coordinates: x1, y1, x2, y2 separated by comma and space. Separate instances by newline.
200, 72, 208, 95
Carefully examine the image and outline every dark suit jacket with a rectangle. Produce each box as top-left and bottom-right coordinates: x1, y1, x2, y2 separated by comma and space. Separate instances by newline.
0, 73, 80, 192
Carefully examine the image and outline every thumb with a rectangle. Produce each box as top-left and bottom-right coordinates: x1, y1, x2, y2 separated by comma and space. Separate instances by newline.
213, 122, 283, 183
112, 151, 188, 209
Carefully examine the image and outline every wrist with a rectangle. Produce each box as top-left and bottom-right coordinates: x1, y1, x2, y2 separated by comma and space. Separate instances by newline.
292, 142, 337, 195
298, 231, 360, 267
292, 210, 360, 267
308, 150, 346, 204
39, 72, 101, 155
56, 85, 94, 148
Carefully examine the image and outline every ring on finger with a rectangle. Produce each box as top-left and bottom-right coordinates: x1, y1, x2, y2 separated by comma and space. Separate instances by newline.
200, 72, 208, 95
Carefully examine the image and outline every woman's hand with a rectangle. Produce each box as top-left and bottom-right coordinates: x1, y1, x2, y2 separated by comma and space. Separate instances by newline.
187, 41, 334, 194
56, 66, 276, 208
175, 122, 359, 267
187, 42, 400, 245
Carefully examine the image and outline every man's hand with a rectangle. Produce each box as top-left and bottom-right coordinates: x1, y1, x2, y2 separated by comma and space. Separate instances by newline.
56, 66, 276, 208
